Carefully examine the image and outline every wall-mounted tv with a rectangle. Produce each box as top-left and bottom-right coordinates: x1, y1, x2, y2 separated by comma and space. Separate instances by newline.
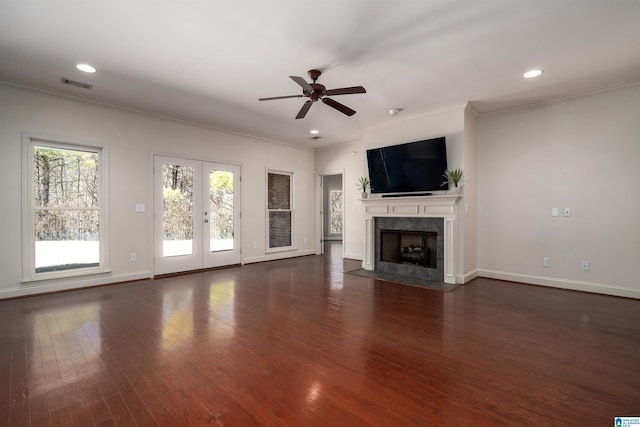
366, 136, 447, 194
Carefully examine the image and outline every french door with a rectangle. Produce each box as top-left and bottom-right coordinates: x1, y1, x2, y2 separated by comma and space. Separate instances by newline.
153, 155, 241, 275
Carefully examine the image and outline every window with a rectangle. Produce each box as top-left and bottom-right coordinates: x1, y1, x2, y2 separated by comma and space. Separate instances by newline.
329, 189, 343, 234
267, 170, 293, 250
22, 135, 108, 281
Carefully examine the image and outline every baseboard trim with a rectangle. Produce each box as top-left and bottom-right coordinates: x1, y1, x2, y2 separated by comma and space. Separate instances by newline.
343, 251, 363, 261
459, 269, 478, 284
478, 269, 640, 299
243, 249, 317, 265
1, 271, 152, 300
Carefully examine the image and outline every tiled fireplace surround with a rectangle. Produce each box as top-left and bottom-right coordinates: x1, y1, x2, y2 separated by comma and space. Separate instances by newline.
361, 195, 461, 284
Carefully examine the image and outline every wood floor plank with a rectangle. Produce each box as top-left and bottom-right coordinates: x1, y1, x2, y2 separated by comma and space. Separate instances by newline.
1, 247, 639, 425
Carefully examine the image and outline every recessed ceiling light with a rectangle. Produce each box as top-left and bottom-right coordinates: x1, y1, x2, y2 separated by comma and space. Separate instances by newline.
388, 108, 402, 116
76, 63, 96, 73
523, 69, 543, 78
310, 129, 320, 134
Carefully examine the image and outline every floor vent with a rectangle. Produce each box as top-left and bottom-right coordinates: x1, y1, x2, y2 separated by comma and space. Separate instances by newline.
60, 78, 93, 90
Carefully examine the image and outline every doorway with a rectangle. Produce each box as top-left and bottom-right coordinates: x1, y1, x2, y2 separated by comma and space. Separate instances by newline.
320, 173, 343, 257
153, 155, 241, 275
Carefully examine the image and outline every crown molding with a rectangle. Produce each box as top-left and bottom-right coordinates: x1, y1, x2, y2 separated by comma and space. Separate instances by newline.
474, 79, 640, 117
0, 79, 314, 152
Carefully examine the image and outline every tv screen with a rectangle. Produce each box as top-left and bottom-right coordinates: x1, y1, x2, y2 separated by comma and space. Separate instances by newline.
366, 137, 447, 194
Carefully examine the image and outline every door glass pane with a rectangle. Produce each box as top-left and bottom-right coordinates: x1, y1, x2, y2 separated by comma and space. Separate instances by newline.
329, 190, 343, 234
162, 164, 194, 257
209, 169, 234, 252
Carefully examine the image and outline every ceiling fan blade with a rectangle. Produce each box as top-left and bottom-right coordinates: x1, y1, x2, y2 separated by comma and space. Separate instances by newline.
325, 86, 367, 96
322, 97, 356, 116
295, 100, 314, 119
259, 94, 304, 101
290, 76, 313, 93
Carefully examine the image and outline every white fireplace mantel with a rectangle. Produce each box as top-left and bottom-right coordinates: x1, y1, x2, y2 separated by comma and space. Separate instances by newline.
361, 195, 461, 284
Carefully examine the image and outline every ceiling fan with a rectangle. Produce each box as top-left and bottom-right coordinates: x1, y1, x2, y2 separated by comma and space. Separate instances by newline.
259, 69, 366, 119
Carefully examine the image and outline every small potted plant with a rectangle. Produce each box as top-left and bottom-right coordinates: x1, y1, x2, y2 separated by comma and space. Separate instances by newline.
441, 168, 463, 194
357, 176, 372, 199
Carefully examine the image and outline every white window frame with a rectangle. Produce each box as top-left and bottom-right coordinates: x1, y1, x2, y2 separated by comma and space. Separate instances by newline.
266, 169, 295, 253
21, 133, 110, 282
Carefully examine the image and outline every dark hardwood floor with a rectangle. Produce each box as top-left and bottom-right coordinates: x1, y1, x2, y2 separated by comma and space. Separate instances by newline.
1, 248, 639, 425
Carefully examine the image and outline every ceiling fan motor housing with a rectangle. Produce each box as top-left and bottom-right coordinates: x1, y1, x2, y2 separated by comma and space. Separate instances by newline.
309, 83, 326, 100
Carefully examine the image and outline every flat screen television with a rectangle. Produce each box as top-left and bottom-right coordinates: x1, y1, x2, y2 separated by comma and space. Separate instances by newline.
366, 136, 447, 194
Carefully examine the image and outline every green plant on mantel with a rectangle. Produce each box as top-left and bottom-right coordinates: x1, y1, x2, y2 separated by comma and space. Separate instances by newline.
357, 176, 371, 191
441, 168, 463, 188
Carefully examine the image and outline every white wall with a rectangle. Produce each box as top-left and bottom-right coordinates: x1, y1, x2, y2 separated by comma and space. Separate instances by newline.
363, 105, 466, 168
314, 141, 365, 260
0, 84, 316, 298
477, 85, 640, 298
462, 108, 478, 280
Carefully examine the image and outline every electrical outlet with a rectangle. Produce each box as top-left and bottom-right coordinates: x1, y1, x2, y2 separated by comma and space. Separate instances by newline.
135, 204, 145, 213
543, 257, 551, 267
130, 253, 137, 262
304, 237, 308, 244
252, 242, 257, 249
581, 260, 590, 271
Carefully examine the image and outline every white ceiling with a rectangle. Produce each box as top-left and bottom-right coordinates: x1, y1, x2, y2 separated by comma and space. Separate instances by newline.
1, 0, 639, 148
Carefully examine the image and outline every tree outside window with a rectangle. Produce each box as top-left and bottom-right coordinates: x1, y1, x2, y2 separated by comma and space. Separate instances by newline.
329, 189, 343, 234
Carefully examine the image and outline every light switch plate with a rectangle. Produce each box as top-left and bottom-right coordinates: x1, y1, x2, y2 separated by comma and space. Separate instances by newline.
551, 208, 559, 217
135, 204, 145, 213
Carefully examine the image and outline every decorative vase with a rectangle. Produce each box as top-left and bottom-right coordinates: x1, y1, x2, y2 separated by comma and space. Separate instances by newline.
361, 192, 368, 199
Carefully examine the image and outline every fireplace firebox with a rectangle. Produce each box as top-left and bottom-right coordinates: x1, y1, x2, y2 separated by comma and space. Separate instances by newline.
381, 230, 437, 268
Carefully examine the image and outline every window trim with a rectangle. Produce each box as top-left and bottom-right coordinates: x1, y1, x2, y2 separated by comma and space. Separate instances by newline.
21, 133, 110, 283
265, 169, 295, 253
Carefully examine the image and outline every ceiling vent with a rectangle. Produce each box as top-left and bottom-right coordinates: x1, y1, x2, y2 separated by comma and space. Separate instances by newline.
60, 77, 93, 90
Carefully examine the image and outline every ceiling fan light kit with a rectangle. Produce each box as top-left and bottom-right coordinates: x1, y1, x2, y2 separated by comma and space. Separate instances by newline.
259, 69, 366, 119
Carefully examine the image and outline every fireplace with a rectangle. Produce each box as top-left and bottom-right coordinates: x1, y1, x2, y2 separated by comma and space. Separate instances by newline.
375, 217, 444, 282
361, 195, 460, 284
381, 230, 437, 268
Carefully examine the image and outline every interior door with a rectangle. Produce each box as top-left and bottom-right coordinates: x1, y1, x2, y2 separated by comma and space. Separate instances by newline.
154, 156, 241, 276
